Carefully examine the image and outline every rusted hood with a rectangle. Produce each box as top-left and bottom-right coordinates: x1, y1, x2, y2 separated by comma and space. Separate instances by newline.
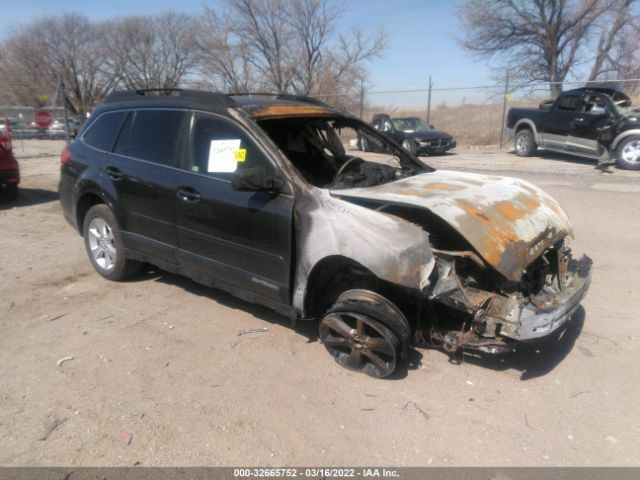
331, 170, 573, 282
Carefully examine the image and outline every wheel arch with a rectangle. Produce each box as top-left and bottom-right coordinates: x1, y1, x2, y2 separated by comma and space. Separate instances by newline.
301, 255, 423, 326
75, 191, 107, 236
611, 129, 640, 150
514, 119, 539, 142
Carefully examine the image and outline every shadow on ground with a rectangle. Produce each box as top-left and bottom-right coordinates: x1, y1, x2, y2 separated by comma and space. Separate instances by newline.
508, 149, 619, 173
129, 265, 424, 380
0, 187, 59, 210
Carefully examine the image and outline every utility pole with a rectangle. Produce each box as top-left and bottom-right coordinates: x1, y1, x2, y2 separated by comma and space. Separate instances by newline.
426, 75, 433, 125
359, 80, 365, 120
59, 77, 71, 145
499, 69, 510, 148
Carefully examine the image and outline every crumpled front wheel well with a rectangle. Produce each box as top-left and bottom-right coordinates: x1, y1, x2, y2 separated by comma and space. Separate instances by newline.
302, 255, 421, 325
303, 256, 377, 319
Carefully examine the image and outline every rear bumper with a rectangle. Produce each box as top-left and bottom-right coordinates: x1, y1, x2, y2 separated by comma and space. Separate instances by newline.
0, 168, 20, 186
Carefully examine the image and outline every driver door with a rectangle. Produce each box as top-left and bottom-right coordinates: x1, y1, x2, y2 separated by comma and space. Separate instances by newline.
174, 112, 294, 303
568, 94, 614, 155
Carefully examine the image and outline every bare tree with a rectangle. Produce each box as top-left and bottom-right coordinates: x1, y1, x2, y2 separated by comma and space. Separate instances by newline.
0, 13, 109, 113
197, 0, 386, 97
195, 7, 256, 92
100, 12, 199, 90
457, 0, 634, 96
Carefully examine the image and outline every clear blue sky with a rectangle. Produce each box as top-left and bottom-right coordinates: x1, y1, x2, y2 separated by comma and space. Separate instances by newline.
0, 0, 494, 106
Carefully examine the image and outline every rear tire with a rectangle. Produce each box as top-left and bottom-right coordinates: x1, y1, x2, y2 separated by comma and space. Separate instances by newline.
83, 204, 141, 281
319, 289, 410, 378
515, 129, 537, 157
615, 136, 640, 170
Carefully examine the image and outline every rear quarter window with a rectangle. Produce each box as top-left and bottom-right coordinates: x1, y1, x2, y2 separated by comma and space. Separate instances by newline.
558, 95, 580, 111
126, 110, 187, 167
82, 111, 127, 151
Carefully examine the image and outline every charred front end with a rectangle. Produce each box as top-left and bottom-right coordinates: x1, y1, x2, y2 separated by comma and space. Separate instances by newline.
333, 171, 592, 354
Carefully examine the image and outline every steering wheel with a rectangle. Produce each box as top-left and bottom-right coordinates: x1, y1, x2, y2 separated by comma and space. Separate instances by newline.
334, 156, 364, 178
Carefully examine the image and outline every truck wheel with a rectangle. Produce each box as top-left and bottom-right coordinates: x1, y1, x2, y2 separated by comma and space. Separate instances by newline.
319, 289, 410, 378
515, 129, 537, 157
1, 184, 18, 202
83, 204, 141, 281
615, 136, 640, 170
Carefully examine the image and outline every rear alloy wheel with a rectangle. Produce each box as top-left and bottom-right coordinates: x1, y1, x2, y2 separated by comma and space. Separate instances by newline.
319, 289, 409, 378
616, 136, 640, 170
83, 204, 141, 281
515, 129, 537, 157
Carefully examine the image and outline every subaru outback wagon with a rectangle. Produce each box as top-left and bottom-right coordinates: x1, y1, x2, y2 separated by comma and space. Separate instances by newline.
59, 90, 592, 378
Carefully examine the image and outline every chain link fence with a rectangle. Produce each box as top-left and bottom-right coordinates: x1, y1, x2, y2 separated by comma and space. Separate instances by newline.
3, 71, 640, 151
316, 78, 640, 148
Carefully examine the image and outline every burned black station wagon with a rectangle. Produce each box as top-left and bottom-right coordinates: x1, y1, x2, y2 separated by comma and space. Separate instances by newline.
59, 90, 592, 378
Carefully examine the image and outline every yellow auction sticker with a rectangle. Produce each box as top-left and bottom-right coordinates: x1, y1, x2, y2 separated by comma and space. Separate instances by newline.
235, 149, 247, 162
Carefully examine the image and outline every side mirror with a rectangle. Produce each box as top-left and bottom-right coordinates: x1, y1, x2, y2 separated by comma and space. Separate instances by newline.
231, 166, 282, 193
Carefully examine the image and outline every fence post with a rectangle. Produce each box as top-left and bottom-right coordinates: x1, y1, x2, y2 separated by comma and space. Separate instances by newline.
499, 70, 510, 148
59, 77, 71, 145
426, 75, 432, 125
358, 81, 365, 120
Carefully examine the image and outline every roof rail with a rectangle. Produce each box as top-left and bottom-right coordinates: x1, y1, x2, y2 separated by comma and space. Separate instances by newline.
229, 92, 331, 108
104, 89, 236, 107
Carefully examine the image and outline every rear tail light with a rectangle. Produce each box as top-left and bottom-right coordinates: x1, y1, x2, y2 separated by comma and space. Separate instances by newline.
60, 146, 72, 165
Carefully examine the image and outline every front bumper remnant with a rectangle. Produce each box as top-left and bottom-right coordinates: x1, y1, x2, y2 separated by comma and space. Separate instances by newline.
426, 253, 592, 351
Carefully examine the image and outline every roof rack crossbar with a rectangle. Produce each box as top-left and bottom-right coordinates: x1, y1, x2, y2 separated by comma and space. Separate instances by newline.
104, 89, 236, 107
229, 92, 331, 108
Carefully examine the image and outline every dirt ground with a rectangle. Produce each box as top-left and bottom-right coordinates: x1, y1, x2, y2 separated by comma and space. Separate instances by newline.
1, 140, 639, 467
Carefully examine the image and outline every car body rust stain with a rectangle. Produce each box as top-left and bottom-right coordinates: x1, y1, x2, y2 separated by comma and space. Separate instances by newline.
421, 182, 465, 191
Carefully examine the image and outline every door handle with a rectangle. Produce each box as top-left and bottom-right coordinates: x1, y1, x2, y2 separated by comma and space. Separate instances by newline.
105, 166, 123, 181
574, 117, 585, 122
177, 187, 201, 203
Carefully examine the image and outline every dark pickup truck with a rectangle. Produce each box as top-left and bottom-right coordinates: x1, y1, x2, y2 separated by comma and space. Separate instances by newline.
506, 84, 640, 170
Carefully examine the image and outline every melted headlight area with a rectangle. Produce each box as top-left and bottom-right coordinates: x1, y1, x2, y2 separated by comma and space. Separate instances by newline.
423, 239, 592, 354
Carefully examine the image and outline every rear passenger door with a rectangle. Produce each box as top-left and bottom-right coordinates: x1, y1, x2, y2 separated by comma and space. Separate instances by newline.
102, 109, 189, 263
174, 112, 293, 304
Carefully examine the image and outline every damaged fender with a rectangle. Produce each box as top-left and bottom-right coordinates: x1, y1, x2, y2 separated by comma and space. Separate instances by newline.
292, 188, 435, 314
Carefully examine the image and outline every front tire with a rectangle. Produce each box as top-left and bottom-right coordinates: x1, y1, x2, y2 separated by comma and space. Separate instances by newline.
515, 129, 537, 157
401, 139, 418, 156
319, 289, 410, 378
83, 204, 141, 281
616, 136, 640, 170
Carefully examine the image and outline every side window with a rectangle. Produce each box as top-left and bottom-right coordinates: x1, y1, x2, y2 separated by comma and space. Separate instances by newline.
113, 111, 133, 156
126, 110, 187, 167
584, 95, 608, 115
558, 95, 580, 112
187, 113, 274, 179
82, 111, 127, 151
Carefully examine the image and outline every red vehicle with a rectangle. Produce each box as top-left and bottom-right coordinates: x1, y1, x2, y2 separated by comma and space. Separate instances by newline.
0, 119, 20, 201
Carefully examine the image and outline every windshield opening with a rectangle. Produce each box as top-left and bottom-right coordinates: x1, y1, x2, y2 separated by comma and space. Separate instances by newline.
257, 116, 431, 189
391, 117, 431, 132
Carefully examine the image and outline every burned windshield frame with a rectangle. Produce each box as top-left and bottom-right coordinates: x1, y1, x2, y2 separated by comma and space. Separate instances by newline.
332, 117, 434, 172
